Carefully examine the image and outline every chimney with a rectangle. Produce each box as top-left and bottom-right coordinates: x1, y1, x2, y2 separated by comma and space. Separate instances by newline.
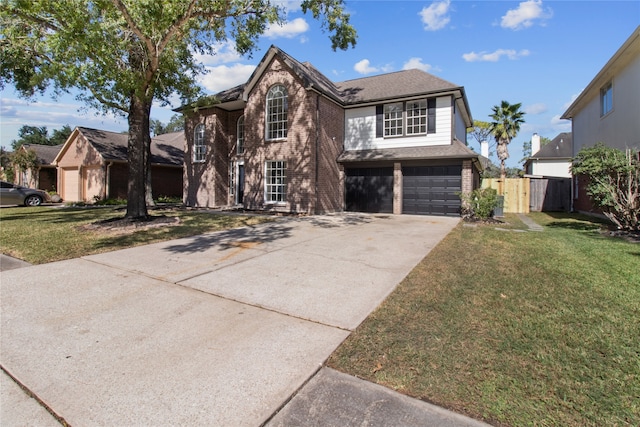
481, 140, 489, 158
531, 133, 541, 156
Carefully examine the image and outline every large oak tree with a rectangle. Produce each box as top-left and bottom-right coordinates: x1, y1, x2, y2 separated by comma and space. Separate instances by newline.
0, 0, 356, 218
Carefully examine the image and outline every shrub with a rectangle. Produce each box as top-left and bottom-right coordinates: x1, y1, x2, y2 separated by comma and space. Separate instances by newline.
458, 188, 500, 220
572, 143, 639, 231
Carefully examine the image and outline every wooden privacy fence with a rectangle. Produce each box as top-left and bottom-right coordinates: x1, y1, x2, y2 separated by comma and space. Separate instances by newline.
482, 178, 530, 214
482, 177, 572, 214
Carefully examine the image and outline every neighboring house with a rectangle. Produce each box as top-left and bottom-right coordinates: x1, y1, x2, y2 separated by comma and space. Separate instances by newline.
54, 127, 184, 202
524, 132, 572, 178
178, 45, 481, 217
561, 25, 640, 212
15, 143, 63, 192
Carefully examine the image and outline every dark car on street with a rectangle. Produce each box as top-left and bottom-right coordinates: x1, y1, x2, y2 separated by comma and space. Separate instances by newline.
0, 181, 51, 206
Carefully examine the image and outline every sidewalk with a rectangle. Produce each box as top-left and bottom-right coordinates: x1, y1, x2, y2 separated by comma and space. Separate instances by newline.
2, 214, 490, 426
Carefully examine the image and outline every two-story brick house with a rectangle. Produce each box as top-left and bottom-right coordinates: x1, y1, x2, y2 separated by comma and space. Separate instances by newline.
179, 45, 482, 216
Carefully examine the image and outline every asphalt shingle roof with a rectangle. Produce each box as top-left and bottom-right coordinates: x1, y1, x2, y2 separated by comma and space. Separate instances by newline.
531, 132, 572, 159
76, 127, 184, 166
22, 144, 64, 165
337, 139, 479, 162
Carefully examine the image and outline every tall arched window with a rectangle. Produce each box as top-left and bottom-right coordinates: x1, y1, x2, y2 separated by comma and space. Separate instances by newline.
266, 85, 288, 140
193, 123, 206, 162
237, 115, 245, 154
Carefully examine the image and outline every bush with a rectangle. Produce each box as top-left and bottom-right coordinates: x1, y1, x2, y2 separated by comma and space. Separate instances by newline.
572, 143, 639, 231
458, 188, 500, 220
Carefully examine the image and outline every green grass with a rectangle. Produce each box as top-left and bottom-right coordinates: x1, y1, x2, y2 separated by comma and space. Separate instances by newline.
0, 206, 273, 264
328, 213, 640, 427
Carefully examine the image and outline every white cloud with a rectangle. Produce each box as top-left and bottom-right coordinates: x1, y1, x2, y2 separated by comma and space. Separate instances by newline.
462, 49, 530, 62
525, 103, 547, 115
353, 59, 393, 75
419, 0, 451, 31
192, 40, 243, 67
354, 59, 379, 74
198, 63, 256, 93
402, 58, 433, 72
264, 17, 309, 39
501, 0, 552, 30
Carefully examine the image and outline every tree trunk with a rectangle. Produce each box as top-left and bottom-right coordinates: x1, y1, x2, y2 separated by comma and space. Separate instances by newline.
126, 94, 152, 219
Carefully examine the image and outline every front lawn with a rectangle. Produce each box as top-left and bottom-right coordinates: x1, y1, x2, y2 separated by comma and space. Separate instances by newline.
0, 206, 272, 264
329, 213, 639, 426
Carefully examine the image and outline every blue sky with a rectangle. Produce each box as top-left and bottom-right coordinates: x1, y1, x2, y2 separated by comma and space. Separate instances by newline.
1, 0, 638, 168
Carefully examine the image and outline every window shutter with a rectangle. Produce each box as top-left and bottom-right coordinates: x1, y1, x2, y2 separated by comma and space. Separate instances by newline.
376, 105, 383, 138
427, 98, 436, 134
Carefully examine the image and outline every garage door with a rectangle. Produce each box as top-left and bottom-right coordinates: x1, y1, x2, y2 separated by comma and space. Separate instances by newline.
62, 168, 80, 202
403, 165, 461, 216
345, 167, 393, 213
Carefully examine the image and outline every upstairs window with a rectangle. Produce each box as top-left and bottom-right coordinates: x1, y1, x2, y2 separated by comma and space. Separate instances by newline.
193, 123, 206, 162
601, 81, 613, 116
384, 103, 404, 136
237, 115, 245, 154
406, 100, 427, 135
266, 85, 288, 140
377, 98, 437, 137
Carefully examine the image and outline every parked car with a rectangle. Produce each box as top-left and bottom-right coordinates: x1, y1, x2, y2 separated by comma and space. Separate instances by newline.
0, 181, 51, 206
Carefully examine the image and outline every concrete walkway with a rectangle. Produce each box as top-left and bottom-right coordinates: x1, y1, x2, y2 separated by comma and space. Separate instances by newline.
517, 213, 544, 231
1, 214, 490, 426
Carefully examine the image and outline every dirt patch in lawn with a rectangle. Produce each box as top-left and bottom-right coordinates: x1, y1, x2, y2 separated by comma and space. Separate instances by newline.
80, 215, 181, 235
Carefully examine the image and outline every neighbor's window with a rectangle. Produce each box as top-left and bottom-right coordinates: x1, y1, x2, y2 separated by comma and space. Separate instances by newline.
265, 160, 286, 203
406, 100, 427, 135
384, 102, 403, 136
266, 85, 288, 140
193, 123, 206, 162
601, 81, 613, 116
236, 115, 245, 154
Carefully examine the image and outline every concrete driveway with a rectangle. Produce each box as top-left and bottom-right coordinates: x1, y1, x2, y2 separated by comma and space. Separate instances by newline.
1, 213, 479, 426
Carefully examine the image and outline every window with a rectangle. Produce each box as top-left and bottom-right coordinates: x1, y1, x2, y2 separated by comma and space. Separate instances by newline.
406, 100, 427, 135
266, 85, 288, 140
378, 98, 436, 137
601, 81, 613, 116
193, 123, 206, 162
384, 103, 403, 136
265, 160, 286, 203
236, 115, 245, 154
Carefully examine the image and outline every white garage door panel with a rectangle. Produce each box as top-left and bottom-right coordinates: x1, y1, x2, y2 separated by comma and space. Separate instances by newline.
62, 168, 80, 202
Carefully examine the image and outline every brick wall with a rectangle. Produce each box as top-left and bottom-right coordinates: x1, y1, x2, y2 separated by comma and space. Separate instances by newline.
461, 160, 473, 194
183, 108, 231, 207
242, 56, 342, 214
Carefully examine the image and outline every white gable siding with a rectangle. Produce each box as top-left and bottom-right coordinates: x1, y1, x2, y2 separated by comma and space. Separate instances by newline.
530, 159, 572, 178
344, 96, 453, 151
572, 54, 640, 155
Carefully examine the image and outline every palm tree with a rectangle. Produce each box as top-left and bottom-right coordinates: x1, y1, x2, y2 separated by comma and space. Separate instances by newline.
489, 101, 526, 179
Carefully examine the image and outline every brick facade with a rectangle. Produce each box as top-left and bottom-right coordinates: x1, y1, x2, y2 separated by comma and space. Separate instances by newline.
185, 56, 344, 214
